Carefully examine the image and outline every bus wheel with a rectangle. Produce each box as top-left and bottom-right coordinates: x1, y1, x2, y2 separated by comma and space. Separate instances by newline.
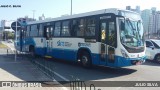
30, 46, 36, 58
81, 52, 92, 68
155, 54, 160, 63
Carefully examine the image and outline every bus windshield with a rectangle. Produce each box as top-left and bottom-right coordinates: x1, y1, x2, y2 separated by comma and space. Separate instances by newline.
119, 18, 144, 47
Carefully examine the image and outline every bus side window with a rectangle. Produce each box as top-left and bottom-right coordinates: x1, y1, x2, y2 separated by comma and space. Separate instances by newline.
54, 22, 61, 36
61, 21, 71, 36
77, 19, 85, 36
72, 20, 79, 36
39, 24, 43, 37
30, 25, 38, 37
85, 17, 96, 36
26, 26, 30, 37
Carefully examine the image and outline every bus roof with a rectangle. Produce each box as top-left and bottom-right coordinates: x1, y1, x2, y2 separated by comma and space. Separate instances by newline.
27, 8, 138, 25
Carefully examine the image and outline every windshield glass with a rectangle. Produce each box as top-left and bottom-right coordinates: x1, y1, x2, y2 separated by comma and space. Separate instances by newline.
119, 18, 144, 47
152, 40, 160, 47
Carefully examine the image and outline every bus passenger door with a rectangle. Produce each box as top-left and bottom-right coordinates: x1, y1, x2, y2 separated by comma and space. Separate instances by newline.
100, 20, 116, 65
44, 26, 53, 56
100, 21, 107, 65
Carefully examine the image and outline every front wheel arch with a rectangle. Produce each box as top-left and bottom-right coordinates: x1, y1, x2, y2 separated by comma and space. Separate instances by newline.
154, 53, 160, 63
77, 48, 92, 68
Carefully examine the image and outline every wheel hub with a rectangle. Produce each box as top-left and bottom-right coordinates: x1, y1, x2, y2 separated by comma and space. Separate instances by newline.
82, 56, 88, 64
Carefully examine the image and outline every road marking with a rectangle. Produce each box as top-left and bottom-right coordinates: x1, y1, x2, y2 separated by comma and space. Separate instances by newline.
34, 60, 69, 81
53, 71, 70, 81
33, 61, 69, 90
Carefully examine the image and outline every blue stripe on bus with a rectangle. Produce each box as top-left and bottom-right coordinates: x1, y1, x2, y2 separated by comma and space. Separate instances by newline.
35, 47, 46, 56
34, 47, 146, 67
51, 48, 77, 61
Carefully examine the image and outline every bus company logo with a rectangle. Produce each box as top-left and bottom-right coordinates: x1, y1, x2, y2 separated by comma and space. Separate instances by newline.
57, 40, 72, 47
78, 43, 91, 47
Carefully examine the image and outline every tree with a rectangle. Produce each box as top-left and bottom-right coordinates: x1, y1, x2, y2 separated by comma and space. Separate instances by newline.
3, 31, 14, 40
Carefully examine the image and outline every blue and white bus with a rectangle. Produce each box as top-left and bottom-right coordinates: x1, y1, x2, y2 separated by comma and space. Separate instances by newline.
17, 8, 146, 68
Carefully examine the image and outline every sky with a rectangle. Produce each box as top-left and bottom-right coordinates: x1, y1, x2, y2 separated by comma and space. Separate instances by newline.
0, 0, 160, 21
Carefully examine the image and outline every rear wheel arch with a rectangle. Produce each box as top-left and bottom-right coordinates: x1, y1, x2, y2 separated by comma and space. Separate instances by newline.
29, 45, 35, 52
29, 45, 38, 57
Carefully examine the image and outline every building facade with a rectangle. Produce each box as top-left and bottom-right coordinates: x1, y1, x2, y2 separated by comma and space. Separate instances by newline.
126, 6, 141, 14
140, 7, 160, 39
141, 9, 151, 38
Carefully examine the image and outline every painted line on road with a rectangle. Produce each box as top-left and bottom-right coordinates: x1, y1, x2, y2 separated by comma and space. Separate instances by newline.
33, 60, 69, 90
34, 60, 69, 81
53, 71, 70, 81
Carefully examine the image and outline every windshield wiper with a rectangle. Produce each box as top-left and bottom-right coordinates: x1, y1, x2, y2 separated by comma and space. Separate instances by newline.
126, 18, 136, 31
137, 20, 141, 31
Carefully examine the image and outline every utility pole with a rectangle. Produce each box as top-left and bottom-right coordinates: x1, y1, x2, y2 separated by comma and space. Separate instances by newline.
32, 10, 36, 20
15, 20, 17, 62
71, 0, 72, 15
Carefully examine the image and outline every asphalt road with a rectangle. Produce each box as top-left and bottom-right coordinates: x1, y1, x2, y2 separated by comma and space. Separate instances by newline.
22, 55, 160, 90
33, 58, 160, 81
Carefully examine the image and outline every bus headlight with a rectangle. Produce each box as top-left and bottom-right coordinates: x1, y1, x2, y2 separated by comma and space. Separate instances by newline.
121, 49, 129, 58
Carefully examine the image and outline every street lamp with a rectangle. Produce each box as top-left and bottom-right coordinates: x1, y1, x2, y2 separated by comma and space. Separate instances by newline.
10, 19, 19, 62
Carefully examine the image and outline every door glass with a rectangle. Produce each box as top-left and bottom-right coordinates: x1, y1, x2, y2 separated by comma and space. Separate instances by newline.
46, 27, 50, 40
101, 23, 106, 43
108, 21, 116, 63
101, 22, 106, 60
50, 27, 53, 39
108, 22, 116, 47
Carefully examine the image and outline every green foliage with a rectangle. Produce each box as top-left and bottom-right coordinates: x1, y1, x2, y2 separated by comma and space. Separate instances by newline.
3, 31, 15, 40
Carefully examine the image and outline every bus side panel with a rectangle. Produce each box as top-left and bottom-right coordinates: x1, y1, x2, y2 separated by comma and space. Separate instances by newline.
24, 37, 46, 56
91, 53, 101, 65
34, 38, 46, 56
24, 37, 35, 51
50, 38, 82, 61
35, 47, 46, 56
51, 48, 76, 61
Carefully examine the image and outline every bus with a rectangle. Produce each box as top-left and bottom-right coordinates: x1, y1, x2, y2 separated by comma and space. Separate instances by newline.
16, 8, 146, 68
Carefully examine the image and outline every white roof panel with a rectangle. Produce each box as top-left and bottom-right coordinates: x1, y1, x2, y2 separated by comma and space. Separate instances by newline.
27, 8, 119, 25
27, 8, 139, 25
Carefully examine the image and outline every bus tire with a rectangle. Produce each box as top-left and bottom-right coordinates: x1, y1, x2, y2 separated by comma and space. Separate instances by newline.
29, 46, 37, 58
155, 54, 160, 63
81, 51, 92, 68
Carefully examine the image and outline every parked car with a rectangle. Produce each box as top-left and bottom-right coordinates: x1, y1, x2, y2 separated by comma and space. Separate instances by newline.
145, 39, 160, 63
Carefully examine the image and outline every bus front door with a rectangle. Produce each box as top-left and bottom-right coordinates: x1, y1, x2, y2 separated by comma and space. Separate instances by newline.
100, 21, 107, 65
44, 26, 53, 56
100, 20, 116, 66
